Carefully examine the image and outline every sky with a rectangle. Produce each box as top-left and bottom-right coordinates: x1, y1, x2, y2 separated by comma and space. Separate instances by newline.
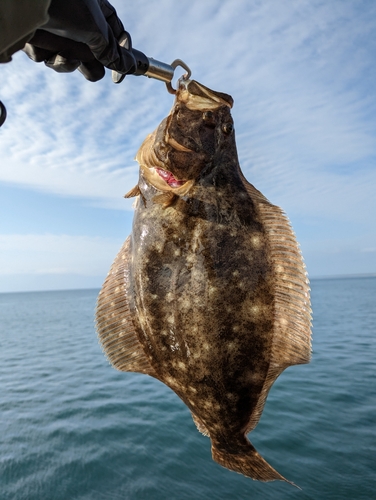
0, 0, 376, 293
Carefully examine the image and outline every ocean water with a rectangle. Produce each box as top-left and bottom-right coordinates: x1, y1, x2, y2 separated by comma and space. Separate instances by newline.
1, 278, 375, 500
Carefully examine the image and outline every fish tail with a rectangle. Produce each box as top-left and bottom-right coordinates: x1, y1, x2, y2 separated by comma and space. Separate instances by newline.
211, 439, 299, 488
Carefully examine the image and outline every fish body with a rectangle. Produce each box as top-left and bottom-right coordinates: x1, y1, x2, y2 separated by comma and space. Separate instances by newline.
96, 79, 311, 484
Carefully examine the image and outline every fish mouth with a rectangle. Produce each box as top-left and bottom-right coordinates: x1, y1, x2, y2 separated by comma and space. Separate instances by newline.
140, 165, 195, 196
136, 130, 195, 196
156, 167, 186, 188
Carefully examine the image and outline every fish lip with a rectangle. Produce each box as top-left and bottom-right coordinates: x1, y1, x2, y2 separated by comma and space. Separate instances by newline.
154, 136, 195, 158
166, 136, 194, 153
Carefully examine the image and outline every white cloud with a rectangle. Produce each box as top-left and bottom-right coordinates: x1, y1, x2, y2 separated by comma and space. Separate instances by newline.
0, 1, 374, 216
0, 0, 376, 287
0, 234, 123, 276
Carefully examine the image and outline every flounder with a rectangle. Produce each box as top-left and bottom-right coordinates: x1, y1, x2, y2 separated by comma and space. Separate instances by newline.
96, 79, 312, 484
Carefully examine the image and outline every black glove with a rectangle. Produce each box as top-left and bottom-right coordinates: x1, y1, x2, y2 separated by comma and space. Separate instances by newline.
23, 0, 136, 82
0, 101, 7, 128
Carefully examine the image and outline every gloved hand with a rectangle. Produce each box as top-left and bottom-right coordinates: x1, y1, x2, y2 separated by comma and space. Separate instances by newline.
0, 101, 7, 128
23, 0, 136, 82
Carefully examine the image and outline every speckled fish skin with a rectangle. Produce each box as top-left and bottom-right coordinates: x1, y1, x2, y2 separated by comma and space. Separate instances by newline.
96, 79, 312, 485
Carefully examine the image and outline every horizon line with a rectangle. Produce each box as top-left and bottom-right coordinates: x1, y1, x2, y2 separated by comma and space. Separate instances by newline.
0, 272, 375, 295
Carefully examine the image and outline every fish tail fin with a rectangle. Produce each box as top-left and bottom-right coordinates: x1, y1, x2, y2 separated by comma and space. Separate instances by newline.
212, 439, 300, 488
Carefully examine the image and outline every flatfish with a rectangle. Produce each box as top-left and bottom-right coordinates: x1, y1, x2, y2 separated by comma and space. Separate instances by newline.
96, 79, 311, 484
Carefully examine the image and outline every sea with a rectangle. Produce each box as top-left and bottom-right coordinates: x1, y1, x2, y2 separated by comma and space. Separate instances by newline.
1, 277, 375, 500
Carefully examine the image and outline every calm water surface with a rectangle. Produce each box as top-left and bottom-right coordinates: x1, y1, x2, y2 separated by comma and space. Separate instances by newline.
1, 278, 375, 499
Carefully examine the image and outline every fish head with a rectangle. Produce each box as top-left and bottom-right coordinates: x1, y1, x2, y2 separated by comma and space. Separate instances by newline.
136, 79, 234, 196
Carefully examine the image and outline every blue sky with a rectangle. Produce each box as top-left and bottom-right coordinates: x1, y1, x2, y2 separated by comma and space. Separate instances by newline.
1, 0, 376, 292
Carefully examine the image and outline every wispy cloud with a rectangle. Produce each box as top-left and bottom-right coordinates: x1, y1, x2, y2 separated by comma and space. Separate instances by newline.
0, 234, 123, 276
0, 0, 375, 287
1, 1, 375, 214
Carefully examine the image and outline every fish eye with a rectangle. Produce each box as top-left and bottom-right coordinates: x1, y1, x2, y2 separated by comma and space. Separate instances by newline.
222, 122, 234, 135
203, 111, 216, 128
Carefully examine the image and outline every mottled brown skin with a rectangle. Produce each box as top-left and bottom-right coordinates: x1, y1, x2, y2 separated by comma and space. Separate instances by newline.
128, 83, 280, 474
130, 167, 274, 437
97, 80, 311, 485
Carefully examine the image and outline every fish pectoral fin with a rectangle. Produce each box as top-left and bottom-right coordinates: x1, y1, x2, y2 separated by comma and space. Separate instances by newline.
96, 236, 157, 377
152, 192, 177, 207
191, 413, 210, 437
124, 185, 141, 198
212, 437, 299, 488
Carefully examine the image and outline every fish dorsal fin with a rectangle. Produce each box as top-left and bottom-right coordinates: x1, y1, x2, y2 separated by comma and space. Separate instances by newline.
241, 179, 312, 433
96, 236, 157, 376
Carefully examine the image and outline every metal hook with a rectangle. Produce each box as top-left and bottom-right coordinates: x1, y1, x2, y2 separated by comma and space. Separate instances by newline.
166, 60, 192, 95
